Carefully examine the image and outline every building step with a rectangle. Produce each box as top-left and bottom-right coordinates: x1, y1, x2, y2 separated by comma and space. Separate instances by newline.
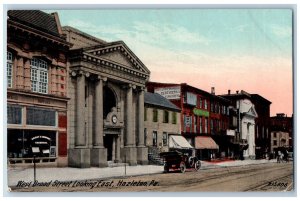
107, 161, 128, 167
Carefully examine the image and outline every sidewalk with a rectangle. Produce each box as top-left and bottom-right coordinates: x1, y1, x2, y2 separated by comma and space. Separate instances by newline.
7, 159, 277, 186
201, 158, 277, 168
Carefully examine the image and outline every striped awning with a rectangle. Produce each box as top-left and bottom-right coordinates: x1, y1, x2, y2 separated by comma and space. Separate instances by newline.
195, 136, 219, 149
169, 135, 193, 149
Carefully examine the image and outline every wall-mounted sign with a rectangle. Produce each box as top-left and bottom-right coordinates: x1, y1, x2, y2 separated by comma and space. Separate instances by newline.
154, 86, 181, 100
186, 92, 197, 106
184, 115, 191, 127
226, 129, 235, 136
193, 108, 209, 117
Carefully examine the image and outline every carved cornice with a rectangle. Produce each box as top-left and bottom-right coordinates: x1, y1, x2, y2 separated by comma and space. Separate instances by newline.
8, 20, 72, 48
69, 57, 149, 85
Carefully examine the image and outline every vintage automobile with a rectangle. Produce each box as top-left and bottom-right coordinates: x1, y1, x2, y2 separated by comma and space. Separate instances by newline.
160, 151, 201, 173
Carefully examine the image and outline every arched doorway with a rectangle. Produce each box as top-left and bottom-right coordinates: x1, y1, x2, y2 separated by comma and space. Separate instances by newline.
103, 86, 116, 118
103, 86, 117, 161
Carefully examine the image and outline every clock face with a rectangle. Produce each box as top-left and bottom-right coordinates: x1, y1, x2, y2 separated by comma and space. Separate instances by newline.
112, 115, 117, 124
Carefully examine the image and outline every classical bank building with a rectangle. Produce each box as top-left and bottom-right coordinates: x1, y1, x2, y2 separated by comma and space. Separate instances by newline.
63, 27, 150, 168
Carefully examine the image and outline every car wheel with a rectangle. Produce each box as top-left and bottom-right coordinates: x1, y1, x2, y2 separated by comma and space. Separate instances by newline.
195, 160, 201, 171
164, 165, 169, 173
180, 162, 186, 173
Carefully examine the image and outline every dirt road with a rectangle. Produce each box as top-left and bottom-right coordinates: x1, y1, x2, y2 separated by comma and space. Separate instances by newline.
10, 162, 293, 192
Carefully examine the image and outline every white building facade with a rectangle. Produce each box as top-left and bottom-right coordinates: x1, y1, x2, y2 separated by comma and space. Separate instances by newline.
237, 99, 258, 159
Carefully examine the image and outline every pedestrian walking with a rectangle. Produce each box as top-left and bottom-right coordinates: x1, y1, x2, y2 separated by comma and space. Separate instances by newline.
277, 150, 281, 163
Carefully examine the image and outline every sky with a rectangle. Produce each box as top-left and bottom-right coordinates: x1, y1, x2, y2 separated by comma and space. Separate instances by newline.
49, 9, 293, 116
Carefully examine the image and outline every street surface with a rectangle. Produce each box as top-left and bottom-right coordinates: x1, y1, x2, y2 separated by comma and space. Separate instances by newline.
9, 161, 293, 192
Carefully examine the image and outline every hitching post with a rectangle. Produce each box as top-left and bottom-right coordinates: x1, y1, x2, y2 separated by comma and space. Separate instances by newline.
33, 155, 36, 182
125, 154, 127, 176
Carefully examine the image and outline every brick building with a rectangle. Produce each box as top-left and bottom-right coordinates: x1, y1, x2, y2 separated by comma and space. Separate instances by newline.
147, 82, 234, 160
270, 113, 293, 151
250, 94, 272, 158
7, 10, 71, 166
270, 131, 290, 153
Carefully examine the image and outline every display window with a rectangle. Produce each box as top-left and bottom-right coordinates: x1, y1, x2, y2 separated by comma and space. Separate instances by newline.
7, 129, 56, 160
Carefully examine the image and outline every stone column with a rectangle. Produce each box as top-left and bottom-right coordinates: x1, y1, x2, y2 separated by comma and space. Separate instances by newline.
115, 135, 121, 163
94, 76, 104, 147
91, 75, 107, 167
137, 87, 148, 165
112, 137, 116, 161
126, 84, 134, 146
138, 88, 145, 146
75, 73, 85, 147
68, 71, 90, 168
121, 84, 137, 165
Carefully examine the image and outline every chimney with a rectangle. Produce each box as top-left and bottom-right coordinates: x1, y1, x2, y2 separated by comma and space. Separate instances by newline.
211, 87, 215, 95
236, 90, 239, 94
228, 90, 231, 95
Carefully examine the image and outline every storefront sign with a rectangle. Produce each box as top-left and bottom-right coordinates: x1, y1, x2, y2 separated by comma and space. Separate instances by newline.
186, 92, 197, 106
31, 136, 51, 141
226, 129, 235, 136
184, 115, 191, 127
193, 108, 209, 117
154, 86, 181, 100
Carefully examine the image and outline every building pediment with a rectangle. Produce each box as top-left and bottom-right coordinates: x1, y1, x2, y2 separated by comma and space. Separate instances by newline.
84, 41, 150, 74
245, 106, 258, 118
69, 41, 150, 83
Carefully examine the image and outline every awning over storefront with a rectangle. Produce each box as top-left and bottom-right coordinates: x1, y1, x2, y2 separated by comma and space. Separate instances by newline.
169, 135, 193, 149
195, 136, 219, 149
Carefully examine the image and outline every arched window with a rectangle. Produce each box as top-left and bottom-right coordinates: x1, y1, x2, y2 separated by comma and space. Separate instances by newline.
7, 52, 13, 88
30, 58, 48, 94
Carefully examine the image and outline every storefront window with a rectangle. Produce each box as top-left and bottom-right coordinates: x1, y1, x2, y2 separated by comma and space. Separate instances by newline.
27, 106, 56, 126
7, 129, 56, 159
7, 104, 22, 124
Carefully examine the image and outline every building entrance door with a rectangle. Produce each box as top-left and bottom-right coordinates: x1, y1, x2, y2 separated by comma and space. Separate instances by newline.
104, 135, 114, 161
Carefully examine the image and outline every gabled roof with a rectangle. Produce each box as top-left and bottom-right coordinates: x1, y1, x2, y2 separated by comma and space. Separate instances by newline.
145, 92, 181, 112
251, 94, 272, 104
8, 10, 60, 37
